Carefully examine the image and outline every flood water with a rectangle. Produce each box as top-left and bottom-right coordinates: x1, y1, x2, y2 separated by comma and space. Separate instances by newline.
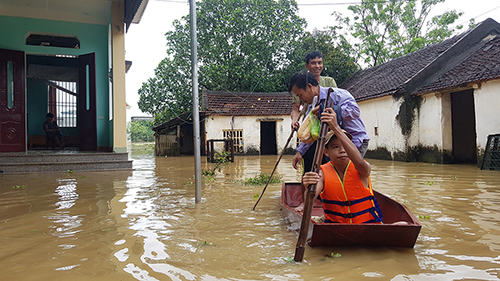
1, 144, 500, 280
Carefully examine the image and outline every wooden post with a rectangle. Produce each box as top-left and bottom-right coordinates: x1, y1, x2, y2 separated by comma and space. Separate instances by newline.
294, 90, 334, 262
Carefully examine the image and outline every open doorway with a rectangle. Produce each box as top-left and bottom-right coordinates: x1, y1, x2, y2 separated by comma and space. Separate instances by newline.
26, 54, 79, 150
25, 53, 97, 151
260, 121, 277, 155
451, 89, 477, 163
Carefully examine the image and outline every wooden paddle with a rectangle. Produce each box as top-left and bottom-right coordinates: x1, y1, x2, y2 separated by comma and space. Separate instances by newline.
252, 103, 309, 211
293, 92, 333, 262
252, 129, 295, 210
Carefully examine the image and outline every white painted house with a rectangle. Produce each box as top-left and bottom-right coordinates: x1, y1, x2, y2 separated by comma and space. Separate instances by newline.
341, 18, 500, 166
153, 90, 295, 156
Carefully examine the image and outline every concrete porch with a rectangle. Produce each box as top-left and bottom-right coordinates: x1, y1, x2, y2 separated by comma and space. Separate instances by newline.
0, 149, 132, 174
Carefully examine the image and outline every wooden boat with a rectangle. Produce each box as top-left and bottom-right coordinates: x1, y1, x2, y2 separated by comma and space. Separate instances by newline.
282, 182, 421, 248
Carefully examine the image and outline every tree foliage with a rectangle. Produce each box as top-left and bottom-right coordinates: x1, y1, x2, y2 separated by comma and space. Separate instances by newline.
332, 0, 464, 67
127, 120, 155, 142
138, 0, 307, 124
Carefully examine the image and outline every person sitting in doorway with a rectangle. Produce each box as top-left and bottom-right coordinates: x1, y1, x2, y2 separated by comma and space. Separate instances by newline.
43, 112, 64, 149
298, 108, 383, 224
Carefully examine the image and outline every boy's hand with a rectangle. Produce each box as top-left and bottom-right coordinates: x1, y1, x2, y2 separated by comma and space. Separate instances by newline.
320, 108, 340, 130
302, 172, 320, 186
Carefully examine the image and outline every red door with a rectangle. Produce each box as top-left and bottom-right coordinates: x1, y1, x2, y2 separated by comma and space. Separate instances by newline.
78, 53, 97, 151
0, 49, 26, 152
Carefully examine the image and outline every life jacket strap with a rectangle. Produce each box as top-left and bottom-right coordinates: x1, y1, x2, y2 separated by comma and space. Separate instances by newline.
321, 195, 375, 206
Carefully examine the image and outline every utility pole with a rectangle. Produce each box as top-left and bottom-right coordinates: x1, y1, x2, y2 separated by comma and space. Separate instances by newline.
189, 0, 202, 203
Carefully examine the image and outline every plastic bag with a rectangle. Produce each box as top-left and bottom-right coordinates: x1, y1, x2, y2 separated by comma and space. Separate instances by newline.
309, 112, 320, 140
298, 111, 320, 143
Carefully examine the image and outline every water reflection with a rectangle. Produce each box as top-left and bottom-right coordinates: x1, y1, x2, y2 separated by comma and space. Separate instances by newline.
0, 146, 499, 280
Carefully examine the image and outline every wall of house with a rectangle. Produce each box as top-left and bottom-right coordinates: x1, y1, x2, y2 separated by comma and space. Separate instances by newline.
474, 79, 500, 154
412, 92, 453, 163
26, 79, 50, 136
359, 92, 453, 163
204, 115, 295, 154
0, 15, 110, 148
358, 96, 406, 160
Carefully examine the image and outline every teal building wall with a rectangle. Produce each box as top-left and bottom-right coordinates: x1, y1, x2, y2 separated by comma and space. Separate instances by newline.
0, 15, 111, 147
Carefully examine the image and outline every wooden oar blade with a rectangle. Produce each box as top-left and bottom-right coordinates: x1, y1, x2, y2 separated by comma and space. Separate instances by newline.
293, 184, 316, 262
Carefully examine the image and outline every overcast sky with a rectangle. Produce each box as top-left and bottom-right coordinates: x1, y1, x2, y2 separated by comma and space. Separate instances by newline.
124, 0, 500, 120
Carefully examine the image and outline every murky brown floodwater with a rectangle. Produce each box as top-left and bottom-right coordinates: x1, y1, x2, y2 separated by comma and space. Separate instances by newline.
1, 144, 499, 280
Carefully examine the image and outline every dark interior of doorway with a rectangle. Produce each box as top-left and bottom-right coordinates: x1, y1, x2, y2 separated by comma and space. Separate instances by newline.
26, 54, 80, 149
260, 121, 277, 155
26, 54, 79, 149
451, 89, 477, 164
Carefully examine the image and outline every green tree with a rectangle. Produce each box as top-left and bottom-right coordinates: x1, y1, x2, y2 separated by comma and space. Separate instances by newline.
127, 120, 155, 142
138, 0, 307, 124
332, 0, 464, 67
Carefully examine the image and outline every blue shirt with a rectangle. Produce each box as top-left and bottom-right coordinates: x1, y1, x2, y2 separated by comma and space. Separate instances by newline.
296, 87, 370, 155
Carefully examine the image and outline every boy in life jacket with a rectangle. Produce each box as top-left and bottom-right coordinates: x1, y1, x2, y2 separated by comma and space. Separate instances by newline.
299, 108, 383, 224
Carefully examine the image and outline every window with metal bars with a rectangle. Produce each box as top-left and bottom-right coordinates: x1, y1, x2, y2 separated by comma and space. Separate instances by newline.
223, 129, 243, 153
48, 81, 77, 127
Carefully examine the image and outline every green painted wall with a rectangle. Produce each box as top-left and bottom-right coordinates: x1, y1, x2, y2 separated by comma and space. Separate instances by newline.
26, 79, 48, 136
0, 15, 111, 147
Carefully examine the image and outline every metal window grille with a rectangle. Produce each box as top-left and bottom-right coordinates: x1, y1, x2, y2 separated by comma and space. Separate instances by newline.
48, 81, 77, 127
481, 134, 500, 170
223, 129, 243, 153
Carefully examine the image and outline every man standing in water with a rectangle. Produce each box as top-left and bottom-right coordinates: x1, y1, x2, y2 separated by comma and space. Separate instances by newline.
290, 50, 337, 127
289, 71, 369, 173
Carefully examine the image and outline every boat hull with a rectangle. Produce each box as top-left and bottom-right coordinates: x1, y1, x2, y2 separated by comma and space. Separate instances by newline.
282, 182, 421, 248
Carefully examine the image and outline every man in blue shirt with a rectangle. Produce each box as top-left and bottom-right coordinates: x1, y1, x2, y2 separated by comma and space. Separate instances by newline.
289, 71, 370, 173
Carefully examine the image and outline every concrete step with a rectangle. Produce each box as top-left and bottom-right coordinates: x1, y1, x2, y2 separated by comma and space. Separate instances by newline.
0, 160, 132, 174
0, 152, 129, 164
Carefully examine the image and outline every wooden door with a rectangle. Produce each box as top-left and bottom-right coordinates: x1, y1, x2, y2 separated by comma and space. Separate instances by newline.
0, 48, 26, 152
78, 53, 97, 151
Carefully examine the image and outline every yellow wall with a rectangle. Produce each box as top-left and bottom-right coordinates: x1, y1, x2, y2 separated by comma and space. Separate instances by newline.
112, 2, 127, 153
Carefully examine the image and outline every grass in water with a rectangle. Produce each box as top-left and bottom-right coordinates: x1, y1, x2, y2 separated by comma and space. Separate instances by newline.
242, 173, 282, 185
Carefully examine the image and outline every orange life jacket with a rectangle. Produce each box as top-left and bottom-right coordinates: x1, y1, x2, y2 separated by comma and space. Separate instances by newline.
320, 161, 383, 224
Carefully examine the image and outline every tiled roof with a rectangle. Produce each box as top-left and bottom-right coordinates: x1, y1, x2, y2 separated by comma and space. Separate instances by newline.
418, 34, 500, 94
340, 18, 500, 101
202, 90, 292, 116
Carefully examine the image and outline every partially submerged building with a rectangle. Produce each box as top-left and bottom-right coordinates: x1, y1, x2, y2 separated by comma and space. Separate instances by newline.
341, 18, 500, 166
0, 0, 147, 173
152, 90, 295, 156
0, 0, 147, 153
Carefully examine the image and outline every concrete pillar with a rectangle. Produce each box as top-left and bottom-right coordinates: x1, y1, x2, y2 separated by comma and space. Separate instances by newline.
112, 2, 127, 153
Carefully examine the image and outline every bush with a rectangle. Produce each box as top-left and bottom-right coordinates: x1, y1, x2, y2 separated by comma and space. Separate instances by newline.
128, 120, 154, 142
242, 173, 282, 185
